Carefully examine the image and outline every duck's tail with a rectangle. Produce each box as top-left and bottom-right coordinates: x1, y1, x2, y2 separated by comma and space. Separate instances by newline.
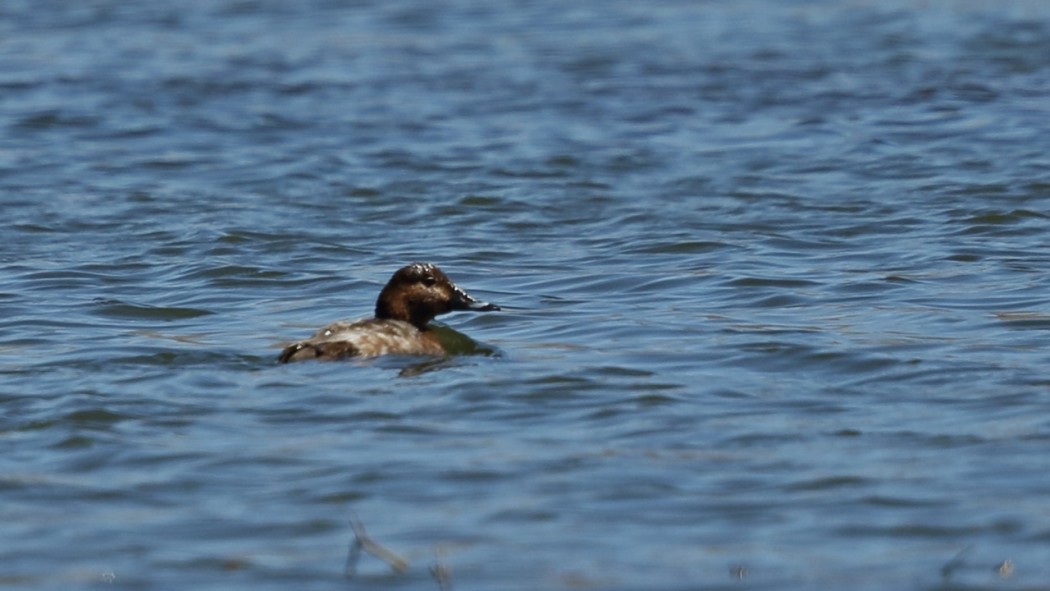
278, 341, 360, 363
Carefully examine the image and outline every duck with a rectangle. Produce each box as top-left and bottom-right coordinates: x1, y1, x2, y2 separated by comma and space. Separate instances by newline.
278, 263, 499, 363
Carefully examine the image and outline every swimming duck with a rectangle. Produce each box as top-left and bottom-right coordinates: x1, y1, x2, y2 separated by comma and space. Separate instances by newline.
278, 263, 499, 363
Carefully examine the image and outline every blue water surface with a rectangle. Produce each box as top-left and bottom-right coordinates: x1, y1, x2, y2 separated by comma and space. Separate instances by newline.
2, 1, 1050, 589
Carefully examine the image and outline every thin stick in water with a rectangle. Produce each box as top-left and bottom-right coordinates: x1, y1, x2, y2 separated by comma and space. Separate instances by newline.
344, 517, 409, 577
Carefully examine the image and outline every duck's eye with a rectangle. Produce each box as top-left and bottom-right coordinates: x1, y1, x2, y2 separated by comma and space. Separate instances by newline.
422, 275, 437, 287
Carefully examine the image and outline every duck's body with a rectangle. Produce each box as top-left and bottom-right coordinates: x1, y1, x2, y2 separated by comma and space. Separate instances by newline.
278, 263, 498, 363
279, 318, 445, 362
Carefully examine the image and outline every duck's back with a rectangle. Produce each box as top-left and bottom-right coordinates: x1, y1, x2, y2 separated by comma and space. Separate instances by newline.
278, 318, 444, 363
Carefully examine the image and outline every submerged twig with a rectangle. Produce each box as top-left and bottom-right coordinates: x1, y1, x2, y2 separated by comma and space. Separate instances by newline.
429, 547, 453, 591
344, 516, 409, 577
728, 564, 747, 580
941, 545, 974, 579
996, 559, 1014, 578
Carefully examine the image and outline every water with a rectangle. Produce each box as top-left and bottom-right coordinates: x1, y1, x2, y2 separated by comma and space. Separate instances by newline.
2, 1, 1050, 589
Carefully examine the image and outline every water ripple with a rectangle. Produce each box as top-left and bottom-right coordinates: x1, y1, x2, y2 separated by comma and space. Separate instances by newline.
3, 1, 1050, 589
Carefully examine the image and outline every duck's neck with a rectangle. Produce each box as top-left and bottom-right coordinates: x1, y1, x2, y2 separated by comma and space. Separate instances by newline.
375, 297, 431, 330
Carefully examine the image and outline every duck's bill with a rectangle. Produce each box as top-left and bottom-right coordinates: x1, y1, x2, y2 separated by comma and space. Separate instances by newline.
466, 300, 500, 311
451, 286, 500, 312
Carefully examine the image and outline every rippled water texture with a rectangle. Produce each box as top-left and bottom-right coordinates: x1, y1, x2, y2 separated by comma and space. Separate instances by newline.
3, 1, 1050, 589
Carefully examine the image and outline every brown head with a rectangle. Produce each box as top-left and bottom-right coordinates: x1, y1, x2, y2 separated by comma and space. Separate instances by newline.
374, 263, 499, 329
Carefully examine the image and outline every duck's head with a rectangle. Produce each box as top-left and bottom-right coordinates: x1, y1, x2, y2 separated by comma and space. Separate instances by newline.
375, 262, 500, 329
